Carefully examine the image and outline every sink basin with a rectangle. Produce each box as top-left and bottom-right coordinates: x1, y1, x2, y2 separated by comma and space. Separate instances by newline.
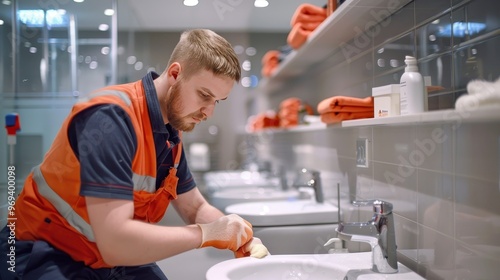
206, 252, 425, 280
225, 200, 338, 226
210, 188, 308, 212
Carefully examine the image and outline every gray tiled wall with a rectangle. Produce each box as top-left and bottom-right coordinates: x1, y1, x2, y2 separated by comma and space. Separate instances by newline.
249, 120, 500, 279
251, 0, 500, 279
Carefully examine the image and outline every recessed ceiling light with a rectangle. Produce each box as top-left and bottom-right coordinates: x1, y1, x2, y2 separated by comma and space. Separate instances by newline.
104, 9, 114, 16
101, 46, 110, 55
0, 19, 4, 25
127, 56, 137, 65
246, 47, 257, 56
183, 0, 198, 7
242, 60, 251, 71
98, 24, 109, 31
74, 0, 84, 3
254, 0, 269, 8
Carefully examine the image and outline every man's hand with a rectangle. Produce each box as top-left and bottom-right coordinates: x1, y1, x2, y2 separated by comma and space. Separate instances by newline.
197, 214, 253, 252
234, 237, 270, 258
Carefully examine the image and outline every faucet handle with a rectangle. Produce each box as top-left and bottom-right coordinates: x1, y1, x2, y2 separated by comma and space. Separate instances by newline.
353, 199, 393, 215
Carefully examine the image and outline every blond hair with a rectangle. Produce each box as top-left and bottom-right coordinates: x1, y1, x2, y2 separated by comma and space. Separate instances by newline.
168, 29, 241, 82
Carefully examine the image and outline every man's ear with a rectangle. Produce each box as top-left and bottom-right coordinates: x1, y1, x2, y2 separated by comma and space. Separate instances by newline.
167, 62, 181, 84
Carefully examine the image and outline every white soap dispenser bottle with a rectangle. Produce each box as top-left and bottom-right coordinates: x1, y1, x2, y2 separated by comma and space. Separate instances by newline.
400, 56, 425, 115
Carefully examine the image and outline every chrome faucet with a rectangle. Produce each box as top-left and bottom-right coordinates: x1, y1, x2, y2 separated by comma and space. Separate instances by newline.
291, 168, 324, 203
336, 199, 398, 273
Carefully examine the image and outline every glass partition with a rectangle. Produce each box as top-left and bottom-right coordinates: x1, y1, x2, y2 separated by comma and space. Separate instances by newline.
0, 0, 116, 226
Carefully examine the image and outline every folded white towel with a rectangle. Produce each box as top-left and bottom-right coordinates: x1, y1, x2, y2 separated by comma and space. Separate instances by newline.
455, 77, 500, 110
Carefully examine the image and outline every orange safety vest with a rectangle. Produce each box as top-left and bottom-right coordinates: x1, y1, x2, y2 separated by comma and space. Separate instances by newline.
14, 81, 182, 268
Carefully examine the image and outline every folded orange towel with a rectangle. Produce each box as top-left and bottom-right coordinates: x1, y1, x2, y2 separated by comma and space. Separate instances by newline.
261, 50, 280, 77
280, 97, 302, 109
317, 96, 374, 114
287, 24, 308, 50
261, 50, 280, 65
248, 112, 280, 132
290, 4, 327, 26
320, 111, 374, 124
280, 119, 298, 128
261, 63, 280, 77
278, 98, 314, 128
287, 4, 327, 50
325, 106, 374, 113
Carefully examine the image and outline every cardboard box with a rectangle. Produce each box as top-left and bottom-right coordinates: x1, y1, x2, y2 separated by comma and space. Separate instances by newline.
372, 84, 400, 118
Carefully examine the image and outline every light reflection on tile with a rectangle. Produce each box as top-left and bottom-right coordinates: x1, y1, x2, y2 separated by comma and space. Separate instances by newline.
417, 169, 454, 236
373, 162, 418, 221
455, 175, 500, 246
455, 122, 500, 183
455, 242, 500, 280
415, 123, 454, 173
418, 225, 456, 280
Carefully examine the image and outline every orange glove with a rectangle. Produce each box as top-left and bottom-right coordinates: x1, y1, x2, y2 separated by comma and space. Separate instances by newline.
197, 214, 253, 252
234, 237, 270, 258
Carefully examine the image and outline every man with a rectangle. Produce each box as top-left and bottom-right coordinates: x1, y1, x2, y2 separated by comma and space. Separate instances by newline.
0, 29, 268, 279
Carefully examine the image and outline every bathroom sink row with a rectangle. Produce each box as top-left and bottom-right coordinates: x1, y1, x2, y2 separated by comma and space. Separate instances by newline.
202, 169, 425, 280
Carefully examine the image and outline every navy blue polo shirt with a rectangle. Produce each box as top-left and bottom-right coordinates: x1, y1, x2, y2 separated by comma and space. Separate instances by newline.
68, 72, 196, 200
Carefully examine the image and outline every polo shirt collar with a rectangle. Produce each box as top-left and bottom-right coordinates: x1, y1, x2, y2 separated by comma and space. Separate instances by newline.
142, 71, 180, 145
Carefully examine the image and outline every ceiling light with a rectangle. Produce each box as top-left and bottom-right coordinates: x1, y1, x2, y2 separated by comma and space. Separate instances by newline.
89, 61, 98, 69
18, 9, 68, 27
437, 22, 486, 38
241, 77, 251, 87
183, 0, 198, 7
101, 46, 110, 55
242, 60, 251, 71
127, 56, 137, 65
98, 24, 109, 31
73, 0, 84, 3
245, 47, 257, 56
134, 61, 143, 71
0, 19, 4, 25
104, 9, 114, 16
2, 0, 11, 5
233, 45, 244, 54
254, 0, 269, 8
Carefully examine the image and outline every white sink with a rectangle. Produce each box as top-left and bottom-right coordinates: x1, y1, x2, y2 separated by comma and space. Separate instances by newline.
206, 252, 425, 280
210, 188, 308, 212
225, 200, 339, 226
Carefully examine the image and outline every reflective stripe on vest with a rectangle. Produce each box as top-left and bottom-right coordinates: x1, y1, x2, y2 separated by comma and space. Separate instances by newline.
78, 90, 132, 106
133, 173, 156, 193
33, 165, 96, 242
33, 168, 158, 242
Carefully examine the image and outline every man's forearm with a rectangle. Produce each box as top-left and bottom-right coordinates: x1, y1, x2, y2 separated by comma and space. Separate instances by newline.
193, 202, 225, 224
87, 196, 203, 266
172, 187, 225, 224
96, 220, 202, 266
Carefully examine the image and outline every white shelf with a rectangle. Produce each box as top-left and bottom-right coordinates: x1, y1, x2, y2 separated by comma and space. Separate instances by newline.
253, 107, 500, 134
342, 106, 500, 127
260, 0, 412, 94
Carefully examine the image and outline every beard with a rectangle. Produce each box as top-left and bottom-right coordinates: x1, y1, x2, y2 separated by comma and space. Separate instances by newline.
164, 81, 205, 132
